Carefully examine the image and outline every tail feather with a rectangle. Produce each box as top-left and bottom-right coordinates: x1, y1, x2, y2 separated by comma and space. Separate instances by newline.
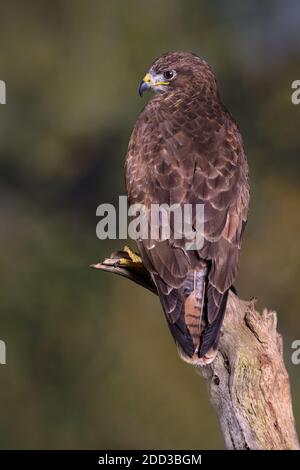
153, 269, 229, 365
199, 289, 229, 357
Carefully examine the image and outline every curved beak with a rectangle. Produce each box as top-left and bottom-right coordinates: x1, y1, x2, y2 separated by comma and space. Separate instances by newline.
138, 73, 152, 96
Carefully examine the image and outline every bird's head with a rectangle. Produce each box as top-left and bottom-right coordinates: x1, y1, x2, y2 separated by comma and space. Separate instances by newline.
138, 51, 217, 98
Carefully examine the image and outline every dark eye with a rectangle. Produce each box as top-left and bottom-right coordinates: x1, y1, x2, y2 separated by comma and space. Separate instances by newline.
163, 70, 175, 80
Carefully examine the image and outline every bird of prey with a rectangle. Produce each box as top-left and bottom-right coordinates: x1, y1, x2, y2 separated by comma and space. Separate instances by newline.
125, 52, 249, 364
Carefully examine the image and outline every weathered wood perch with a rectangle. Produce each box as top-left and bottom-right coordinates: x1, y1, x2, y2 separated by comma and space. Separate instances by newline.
91, 248, 299, 450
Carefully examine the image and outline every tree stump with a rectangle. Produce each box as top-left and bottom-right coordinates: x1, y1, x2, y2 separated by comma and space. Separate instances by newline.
91, 248, 299, 450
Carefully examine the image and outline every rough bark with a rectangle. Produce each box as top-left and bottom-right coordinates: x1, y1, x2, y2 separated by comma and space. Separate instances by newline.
91, 248, 299, 450
198, 294, 299, 450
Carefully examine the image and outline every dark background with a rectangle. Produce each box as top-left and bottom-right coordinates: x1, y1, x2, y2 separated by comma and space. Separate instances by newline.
0, 0, 299, 449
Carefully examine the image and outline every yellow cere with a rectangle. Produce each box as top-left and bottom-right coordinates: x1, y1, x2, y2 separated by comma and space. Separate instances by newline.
143, 73, 170, 87
143, 73, 152, 84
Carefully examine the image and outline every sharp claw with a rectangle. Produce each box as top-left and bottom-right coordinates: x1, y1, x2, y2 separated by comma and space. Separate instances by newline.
123, 245, 142, 264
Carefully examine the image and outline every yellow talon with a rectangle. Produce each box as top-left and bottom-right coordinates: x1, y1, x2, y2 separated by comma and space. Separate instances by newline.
119, 257, 132, 266
123, 245, 142, 264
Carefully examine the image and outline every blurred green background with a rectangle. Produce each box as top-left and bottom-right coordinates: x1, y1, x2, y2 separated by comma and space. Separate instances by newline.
0, 0, 299, 449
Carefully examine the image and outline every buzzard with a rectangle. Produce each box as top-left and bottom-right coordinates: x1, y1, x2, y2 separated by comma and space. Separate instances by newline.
125, 52, 249, 364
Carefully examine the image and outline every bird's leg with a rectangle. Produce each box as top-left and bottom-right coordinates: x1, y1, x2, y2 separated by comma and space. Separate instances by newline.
119, 245, 143, 266
90, 246, 156, 294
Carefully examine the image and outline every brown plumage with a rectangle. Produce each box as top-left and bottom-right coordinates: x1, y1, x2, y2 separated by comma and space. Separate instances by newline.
125, 52, 249, 364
